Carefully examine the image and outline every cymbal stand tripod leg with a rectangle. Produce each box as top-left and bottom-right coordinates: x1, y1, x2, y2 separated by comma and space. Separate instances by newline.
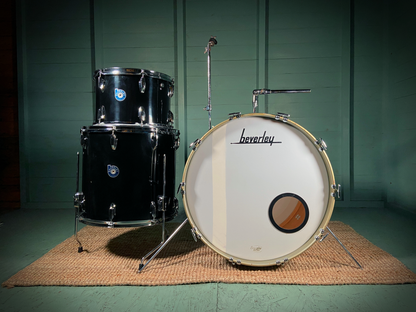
138, 218, 189, 273
138, 154, 188, 273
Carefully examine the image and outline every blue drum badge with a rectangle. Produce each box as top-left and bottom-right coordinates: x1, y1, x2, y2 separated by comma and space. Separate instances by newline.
114, 88, 126, 101
107, 164, 120, 178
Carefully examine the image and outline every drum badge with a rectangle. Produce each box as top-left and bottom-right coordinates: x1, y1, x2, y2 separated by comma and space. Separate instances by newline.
114, 88, 126, 101
107, 164, 120, 178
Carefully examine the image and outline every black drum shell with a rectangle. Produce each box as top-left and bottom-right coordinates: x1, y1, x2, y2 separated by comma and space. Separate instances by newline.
94, 68, 173, 125
80, 125, 179, 226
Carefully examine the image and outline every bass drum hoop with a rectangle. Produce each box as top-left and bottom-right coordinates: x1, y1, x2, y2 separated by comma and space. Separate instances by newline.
182, 113, 336, 266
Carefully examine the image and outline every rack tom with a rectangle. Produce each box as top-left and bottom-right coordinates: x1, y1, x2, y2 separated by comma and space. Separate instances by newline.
94, 67, 174, 126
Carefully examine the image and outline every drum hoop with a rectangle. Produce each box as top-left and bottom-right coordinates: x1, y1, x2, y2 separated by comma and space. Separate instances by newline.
94, 67, 174, 84
79, 216, 176, 228
87, 124, 179, 135
181, 113, 336, 266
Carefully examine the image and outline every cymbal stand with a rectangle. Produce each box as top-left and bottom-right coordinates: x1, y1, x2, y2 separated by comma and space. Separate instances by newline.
138, 155, 188, 273
204, 36, 217, 130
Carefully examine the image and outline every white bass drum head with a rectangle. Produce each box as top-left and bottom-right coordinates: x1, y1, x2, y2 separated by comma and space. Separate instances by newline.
182, 113, 336, 266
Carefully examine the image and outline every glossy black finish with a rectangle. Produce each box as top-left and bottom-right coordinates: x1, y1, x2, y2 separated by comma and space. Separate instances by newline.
80, 126, 179, 225
94, 69, 173, 125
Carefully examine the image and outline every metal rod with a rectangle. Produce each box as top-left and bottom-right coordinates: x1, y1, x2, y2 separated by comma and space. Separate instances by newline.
326, 226, 362, 269
204, 36, 217, 130
76, 152, 80, 193
138, 218, 189, 273
74, 152, 83, 252
162, 154, 166, 242
252, 88, 311, 113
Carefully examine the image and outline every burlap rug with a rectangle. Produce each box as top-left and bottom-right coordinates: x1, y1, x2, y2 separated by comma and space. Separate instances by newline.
3, 221, 416, 288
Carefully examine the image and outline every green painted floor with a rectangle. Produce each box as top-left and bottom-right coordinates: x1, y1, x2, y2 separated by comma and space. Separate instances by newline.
1, 207, 415, 312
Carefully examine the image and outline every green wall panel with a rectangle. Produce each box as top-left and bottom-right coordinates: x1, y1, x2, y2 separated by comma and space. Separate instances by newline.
352, 0, 384, 201
267, 0, 345, 204
16, 0, 416, 213
383, 0, 416, 212
18, 0, 93, 208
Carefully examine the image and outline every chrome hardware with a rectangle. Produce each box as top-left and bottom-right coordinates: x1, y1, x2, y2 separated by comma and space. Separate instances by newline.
189, 138, 201, 150
177, 182, 185, 195
326, 226, 362, 269
228, 258, 242, 265
139, 74, 146, 93
160, 82, 164, 90
108, 203, 116, 228
73, 192, 85, 211
228, 112, 242, 120
174, 136, 180, 151
191, 228, 197, 242
99, 79, 106, 92
168, 84, 174, 97
150, 201, 157, 219
204, 36, 218, 130
252, 93, 258, 113
138, 106, 146, 125
331, 184, 341, 198
191, 227, 201, 241
315, 138, 327, 152
98, 105, 106, 123
157, 154, 168, 212
275, 112, 290, 122
80, 127, 87, 148
96, 70, 106, 93
276, 258, 289, 266
151, 132, 159, 149
315, 228, 325, 240
110, 127, 118, 150
191, 227, 200, 242
252, 89, 311, 113
167, 110, 174, 126
158, 196, 167, 212
74, 152, 85, 252
149, 133, 159, 207
138, 218, 189, 273
320, 233, 329, 242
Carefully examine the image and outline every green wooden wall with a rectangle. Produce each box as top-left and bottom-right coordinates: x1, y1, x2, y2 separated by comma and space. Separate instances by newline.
16, 0, 416, 215
382, 0, 416, 211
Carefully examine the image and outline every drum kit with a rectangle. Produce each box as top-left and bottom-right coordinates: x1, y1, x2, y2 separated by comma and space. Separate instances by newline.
73, 37, 361, 273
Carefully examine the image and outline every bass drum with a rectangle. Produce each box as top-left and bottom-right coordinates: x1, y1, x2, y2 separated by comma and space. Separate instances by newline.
181, 113, 336, 266
80, 125, 179, 227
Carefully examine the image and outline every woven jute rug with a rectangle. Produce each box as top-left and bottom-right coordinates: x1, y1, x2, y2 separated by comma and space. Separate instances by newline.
3, 221, 416, 288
